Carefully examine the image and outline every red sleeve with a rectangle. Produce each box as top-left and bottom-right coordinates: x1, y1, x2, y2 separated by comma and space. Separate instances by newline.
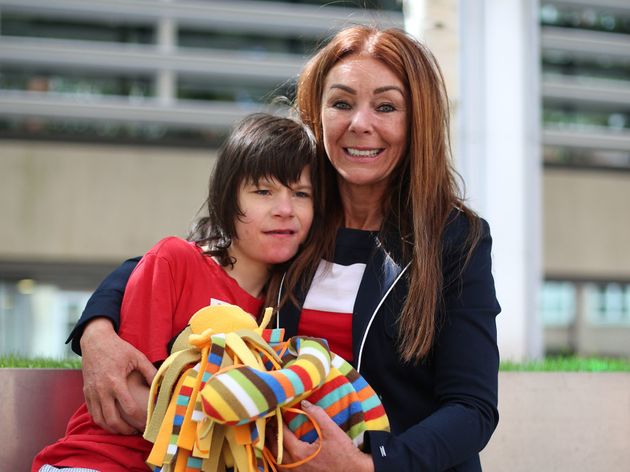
118, 238, 182, 363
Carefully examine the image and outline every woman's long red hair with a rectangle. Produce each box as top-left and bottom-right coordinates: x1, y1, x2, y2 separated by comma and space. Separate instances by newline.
295, 26, 481, 363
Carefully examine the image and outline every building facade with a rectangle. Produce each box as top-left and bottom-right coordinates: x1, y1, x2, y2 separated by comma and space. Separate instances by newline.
0, 0, 404, 357
1, 0, 628, 359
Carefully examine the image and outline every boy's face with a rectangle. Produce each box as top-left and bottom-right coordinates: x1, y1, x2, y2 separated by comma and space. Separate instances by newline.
230, 166, 313, 271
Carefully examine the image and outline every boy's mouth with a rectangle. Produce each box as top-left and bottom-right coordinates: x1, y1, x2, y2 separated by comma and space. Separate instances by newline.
264, 229, 296, 235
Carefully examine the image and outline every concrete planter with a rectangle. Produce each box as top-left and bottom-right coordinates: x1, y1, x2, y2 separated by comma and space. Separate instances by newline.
0, 368, 84, 471
481, 372, 630, 472
2, 369, 628, 471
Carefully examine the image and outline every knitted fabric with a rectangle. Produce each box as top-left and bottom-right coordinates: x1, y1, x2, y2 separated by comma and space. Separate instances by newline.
143, 304, 389, 472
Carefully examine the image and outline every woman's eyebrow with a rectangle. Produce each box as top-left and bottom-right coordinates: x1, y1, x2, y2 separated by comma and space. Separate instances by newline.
328, 84, 355, 94
374, 85, 405, 95
327, 84, 404, 96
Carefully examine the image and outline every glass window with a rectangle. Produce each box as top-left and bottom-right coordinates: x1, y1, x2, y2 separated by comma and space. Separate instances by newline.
253, 0, 403, 12
178, 30, 317, 56
1, 14, 154, 44
543, 146, 630, 170
587, 282, 630, 325
0, 69, 153, 98
540, 281, 576, 326
0, 280, 90, 359
541, 3, 630, 35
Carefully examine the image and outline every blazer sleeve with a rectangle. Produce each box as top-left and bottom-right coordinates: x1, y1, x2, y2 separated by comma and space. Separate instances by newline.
66, 257, 141, 355
367, 217, 501, 471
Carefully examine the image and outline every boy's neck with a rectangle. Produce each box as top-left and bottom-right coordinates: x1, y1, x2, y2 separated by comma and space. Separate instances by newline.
219, 257, 269, 299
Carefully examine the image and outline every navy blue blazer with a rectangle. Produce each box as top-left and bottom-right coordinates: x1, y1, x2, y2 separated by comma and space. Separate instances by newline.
276, 212, 501, 471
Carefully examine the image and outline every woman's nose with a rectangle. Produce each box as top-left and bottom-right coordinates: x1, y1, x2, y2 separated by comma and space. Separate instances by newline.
348, 107, 372, 133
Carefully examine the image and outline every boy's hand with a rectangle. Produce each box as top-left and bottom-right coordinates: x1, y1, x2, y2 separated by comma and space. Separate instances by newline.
80, 317, 156, 434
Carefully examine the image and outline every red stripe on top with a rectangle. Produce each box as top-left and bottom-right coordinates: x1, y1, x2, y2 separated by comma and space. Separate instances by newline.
289, 364, 314, 392
303, 374, 348, 404
364, 404, 387, 421
179, 385, 193, 397
298, 308, 353, 362
201, 396, 224, 422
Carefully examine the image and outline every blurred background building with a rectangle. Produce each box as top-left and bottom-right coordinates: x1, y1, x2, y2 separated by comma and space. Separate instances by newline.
0, 0, 628, 360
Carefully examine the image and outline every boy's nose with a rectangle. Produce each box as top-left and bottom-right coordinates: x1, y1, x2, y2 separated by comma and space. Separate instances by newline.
272, 192, 294, 217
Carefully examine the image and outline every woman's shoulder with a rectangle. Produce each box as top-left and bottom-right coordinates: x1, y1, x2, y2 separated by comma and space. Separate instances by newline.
443, 207, 490, 244
441, 208, 492, 267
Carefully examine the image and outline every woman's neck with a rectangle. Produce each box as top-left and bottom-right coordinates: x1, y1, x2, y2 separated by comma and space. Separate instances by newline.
339, 180, 386, 231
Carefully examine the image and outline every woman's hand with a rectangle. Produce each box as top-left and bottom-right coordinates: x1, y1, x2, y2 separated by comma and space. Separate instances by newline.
271, 400, 375, 472
79, 317, 157, 434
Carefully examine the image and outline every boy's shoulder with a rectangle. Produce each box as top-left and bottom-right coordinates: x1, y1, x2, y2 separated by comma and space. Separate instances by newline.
146, 236, 200, 260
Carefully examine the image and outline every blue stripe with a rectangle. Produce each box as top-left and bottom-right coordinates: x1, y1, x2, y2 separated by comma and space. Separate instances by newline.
351, 376, 368, 391
330, 400, 361, 426
251, 370, 287, 404
316, 382, 354, 409
208, 352, 223, 366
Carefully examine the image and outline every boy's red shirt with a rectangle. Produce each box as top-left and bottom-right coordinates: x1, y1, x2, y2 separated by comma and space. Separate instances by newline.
33, 237, 263, 472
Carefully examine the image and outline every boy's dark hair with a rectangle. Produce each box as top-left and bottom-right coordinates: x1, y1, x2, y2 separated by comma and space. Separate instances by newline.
189, 112, 317, 270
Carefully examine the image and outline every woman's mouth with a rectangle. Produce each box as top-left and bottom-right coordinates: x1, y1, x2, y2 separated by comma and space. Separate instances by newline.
345, 147, 382, 158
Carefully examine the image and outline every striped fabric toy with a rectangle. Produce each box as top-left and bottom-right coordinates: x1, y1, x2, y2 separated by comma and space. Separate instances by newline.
143, 304, 389, 472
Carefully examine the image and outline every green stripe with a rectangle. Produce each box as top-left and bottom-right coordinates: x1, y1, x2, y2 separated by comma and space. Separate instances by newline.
229, 369, 269, 415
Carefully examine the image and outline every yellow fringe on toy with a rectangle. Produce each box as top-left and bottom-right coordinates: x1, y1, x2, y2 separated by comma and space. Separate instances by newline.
143, 304, 389, 472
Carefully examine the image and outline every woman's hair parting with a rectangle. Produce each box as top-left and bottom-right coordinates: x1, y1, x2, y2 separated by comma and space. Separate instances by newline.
189, 112, 317, 267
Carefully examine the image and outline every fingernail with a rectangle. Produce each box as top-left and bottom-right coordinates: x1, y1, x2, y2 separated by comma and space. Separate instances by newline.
301, 399, 313, 409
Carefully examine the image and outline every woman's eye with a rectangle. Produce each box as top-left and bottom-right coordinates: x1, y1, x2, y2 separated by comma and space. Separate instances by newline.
254, 189, 271, 196
294, 191, 311, 199
377, 103, 396, 112
332, 100, 351, 110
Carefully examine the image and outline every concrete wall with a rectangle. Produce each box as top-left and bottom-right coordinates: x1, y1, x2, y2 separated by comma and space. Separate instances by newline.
481, 372, 630, 471
543, 168, 630, 279
0, 140, 216, 263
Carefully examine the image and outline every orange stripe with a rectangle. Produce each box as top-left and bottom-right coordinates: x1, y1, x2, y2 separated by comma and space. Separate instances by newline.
325, 391, 358, 418
356, 385, 375, 402
274, 370, 296, 399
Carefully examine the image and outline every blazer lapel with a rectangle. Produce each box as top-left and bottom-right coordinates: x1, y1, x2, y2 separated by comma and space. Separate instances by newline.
351, 243, 405, 363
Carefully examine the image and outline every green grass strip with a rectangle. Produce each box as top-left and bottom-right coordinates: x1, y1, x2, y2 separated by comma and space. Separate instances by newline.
501, 356, 630, 372
0, 354, 81, 369
2, 355, 630, 371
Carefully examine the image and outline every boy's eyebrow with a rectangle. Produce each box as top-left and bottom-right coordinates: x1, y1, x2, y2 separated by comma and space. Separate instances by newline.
289, 182, 313, 190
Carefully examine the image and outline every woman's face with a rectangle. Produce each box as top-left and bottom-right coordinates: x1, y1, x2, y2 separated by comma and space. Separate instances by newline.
321, 55, 408, 191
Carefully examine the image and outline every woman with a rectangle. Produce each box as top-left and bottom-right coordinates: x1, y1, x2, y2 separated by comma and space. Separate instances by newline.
68, 26, 500, 471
